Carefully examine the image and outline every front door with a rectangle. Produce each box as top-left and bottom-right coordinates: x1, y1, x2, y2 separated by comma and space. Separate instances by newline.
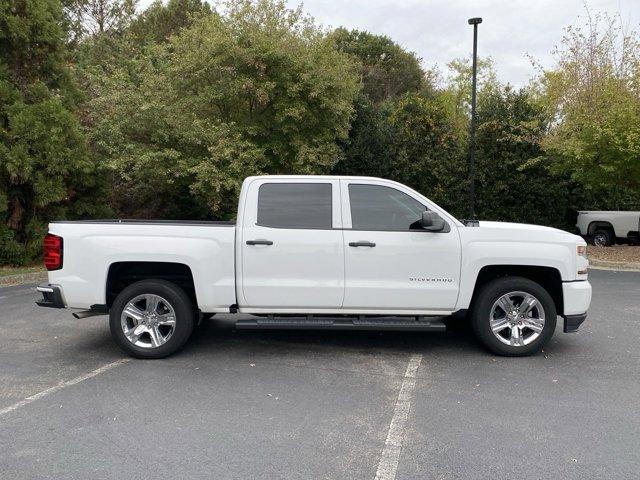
239, 179, 344, 310
341, 180, 461, 312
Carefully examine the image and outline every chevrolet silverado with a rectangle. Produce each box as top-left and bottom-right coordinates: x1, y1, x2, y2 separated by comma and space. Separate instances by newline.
36, 176, 592, 358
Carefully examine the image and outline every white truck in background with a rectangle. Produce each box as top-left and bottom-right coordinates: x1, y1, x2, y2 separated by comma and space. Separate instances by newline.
576, 211, 640, 246
36, 175, 592, 358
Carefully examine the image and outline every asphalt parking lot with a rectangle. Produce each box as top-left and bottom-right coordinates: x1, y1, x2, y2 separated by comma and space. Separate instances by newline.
1, 268, 639, 480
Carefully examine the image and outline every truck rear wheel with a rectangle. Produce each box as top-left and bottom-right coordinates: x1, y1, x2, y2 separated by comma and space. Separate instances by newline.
109, 280, 195, 359
470, 277, 556, 357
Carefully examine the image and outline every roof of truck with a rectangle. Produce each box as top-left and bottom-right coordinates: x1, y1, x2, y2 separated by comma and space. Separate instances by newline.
244, 175, 386, 181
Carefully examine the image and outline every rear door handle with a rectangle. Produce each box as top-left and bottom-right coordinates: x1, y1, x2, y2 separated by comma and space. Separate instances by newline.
246, 239, 273, 246
349, 241, 376, 247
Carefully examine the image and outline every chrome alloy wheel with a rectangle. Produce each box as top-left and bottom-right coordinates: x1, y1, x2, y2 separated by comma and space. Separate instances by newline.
489, 291, 546, 347
120, 294, 176, 348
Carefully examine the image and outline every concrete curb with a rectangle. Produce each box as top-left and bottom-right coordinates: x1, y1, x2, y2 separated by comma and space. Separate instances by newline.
589, 259, 640, 272
0, 271, 48, 288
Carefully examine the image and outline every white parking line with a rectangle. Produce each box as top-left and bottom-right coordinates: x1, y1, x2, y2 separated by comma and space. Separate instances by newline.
374, 353, 422, 480
0, 359, 130, 417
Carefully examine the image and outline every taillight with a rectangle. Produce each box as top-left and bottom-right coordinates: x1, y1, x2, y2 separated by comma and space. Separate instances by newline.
43, 233, 63, 271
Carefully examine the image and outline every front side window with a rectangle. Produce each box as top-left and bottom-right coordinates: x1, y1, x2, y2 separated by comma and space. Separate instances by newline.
349, 184, 427, 231
257, 183, 332, 229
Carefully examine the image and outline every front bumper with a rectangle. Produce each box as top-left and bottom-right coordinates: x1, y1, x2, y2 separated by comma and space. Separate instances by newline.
35, 285, 65, 309
562, 280, 592, 314
561, 280, 591, 333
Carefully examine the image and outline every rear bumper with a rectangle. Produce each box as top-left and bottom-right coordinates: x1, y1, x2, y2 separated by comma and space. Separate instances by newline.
35, 285, 65, 309
563, 313, 587, 333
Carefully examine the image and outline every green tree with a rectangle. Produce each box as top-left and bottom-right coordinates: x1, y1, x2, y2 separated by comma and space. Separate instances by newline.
474, 86, 570, 228
331, 29, 438, 186
331, 93, 396, 178
128, 0, 211, 44
84, 0, 360, 218
333, 91, 467, 219
65, 0, 137, 44
0, 0, 103, 264
440, 56, 498, 142
387, 92, 467, 218
539, 11, 640, 207
445, 58, 498, 113
330, 28, 427, 104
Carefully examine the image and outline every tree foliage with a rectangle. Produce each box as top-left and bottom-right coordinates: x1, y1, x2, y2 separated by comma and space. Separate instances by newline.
0, 0, 105, 264
387, 93, 467, 216
540, 11, 640, 206
474, 87, 570, 228
2, 1, 639, 265
128, 0, 211, 44
65, 0, 138, 43
331, 27, 427, 104
83, 0, 360, 219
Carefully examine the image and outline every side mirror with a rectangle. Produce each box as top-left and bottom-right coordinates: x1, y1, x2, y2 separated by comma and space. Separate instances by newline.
421, 211, 445, 232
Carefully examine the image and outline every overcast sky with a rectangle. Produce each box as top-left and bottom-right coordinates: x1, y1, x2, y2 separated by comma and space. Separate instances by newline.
287, 0, 640, 87
139, 0, 640, 87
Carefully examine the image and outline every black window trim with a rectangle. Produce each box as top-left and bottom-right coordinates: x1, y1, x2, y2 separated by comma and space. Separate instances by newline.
255, 182, 335, 230
346, 182, 450, 233
251, 181, 452, 233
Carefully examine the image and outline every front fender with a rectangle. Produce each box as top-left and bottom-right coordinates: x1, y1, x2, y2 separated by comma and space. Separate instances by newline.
456, 240, 574, 310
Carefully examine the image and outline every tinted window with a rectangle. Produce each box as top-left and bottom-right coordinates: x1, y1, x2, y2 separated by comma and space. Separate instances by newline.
349, 184, 427, 231
258, 183, 332, 229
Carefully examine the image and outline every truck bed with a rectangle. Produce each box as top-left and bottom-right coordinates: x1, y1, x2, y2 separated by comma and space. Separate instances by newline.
47, 220, 237, 311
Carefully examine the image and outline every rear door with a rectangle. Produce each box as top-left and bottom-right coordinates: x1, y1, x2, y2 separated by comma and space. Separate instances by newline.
238, 178, 344, 310
341, 180, 461, 312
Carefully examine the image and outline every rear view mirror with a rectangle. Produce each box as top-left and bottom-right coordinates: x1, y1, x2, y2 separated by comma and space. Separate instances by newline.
421, 211, 445, 232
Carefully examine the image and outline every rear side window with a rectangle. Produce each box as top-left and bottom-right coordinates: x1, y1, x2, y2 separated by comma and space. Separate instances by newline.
257, 183, 332, 229
349, 184, 427, 231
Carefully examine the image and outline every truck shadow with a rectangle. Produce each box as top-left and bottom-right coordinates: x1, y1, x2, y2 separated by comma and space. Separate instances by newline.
182, 315, 485, 357
48, 313, 580, 362
180, 315, 583, 360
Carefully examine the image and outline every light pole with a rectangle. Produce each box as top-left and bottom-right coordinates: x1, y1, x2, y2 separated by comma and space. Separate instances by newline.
468, 17, 482, 219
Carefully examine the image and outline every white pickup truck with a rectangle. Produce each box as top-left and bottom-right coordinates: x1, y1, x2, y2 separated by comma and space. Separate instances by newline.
36, 175, 592, 358
576, 210, 640, 246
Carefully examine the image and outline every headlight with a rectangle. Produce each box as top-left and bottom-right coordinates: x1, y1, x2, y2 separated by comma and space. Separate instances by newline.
577, 244, 588, 275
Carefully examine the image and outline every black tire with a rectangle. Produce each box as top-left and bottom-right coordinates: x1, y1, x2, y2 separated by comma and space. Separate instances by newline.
109, 279, 195, 359
470, 276, 557, 357
591, 229, 614, 247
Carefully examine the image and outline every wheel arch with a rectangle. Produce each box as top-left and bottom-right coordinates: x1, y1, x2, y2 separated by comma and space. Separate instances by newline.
587, 221, 615, 236
468, 265, 563, 316
106, 262, 197, 309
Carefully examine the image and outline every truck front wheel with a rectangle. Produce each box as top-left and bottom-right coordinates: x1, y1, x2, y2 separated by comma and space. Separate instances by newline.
592, 229, 614, 247
109, 280, 195, 359
471, 277, 557, 356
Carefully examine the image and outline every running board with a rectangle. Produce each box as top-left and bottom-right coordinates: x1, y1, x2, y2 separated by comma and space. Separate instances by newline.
234, 315, 446, 332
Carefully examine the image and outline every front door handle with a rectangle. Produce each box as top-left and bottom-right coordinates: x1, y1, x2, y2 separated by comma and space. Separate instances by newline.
349, 241, 376, 247
246, 239, 273, 246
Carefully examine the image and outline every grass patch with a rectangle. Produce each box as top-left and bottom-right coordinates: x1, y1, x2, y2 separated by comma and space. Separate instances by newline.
0, 265, 45, 278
